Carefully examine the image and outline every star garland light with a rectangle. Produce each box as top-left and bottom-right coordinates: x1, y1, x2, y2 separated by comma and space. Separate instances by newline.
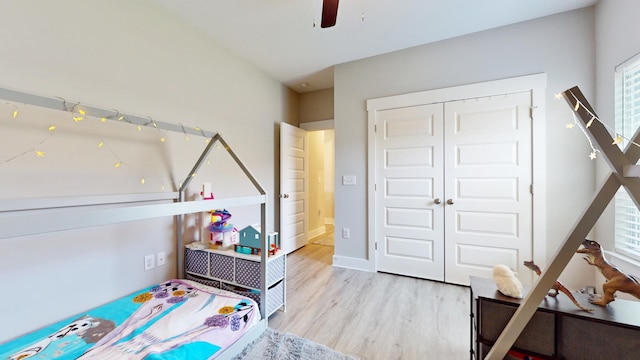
0, 121, 57, 163
560, 91, 637, 160
1, 98, 215, 191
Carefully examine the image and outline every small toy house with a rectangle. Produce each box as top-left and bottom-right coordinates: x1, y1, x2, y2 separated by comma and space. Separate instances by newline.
239, 225, 261, 249
236, 225, 279, 255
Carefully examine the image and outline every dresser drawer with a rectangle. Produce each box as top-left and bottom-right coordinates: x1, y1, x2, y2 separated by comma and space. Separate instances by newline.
480, 300, 555, 357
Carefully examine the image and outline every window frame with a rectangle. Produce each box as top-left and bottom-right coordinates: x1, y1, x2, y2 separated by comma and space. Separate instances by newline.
614, 53, 640, 262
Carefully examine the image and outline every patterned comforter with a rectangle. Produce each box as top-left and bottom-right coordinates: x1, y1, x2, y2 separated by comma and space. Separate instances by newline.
0, 279, 259, 360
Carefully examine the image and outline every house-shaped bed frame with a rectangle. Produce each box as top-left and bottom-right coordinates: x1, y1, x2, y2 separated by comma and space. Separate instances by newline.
0, 87, 269, 359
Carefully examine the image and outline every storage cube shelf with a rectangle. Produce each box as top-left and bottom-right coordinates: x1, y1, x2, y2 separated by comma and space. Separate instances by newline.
185, 246, 286, 317
470, 276, 640, 359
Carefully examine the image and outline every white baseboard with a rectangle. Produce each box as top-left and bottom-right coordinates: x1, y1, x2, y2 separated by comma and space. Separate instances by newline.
332, 255, 370, 272
308, 225, 326, 241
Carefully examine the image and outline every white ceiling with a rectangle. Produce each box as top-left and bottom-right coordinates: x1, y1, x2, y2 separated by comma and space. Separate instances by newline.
150, 0, 598, 93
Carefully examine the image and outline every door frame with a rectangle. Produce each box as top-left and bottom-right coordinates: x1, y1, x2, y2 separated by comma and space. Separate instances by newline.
366, 73, 547, 276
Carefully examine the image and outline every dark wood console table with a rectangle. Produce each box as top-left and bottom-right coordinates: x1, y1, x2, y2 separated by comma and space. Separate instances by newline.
470, 276, 640, 359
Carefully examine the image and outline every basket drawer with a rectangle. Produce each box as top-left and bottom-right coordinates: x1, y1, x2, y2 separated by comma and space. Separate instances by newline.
267, 256, 286, 286
267, 280, 285, 315
222, 283, 260, 305
186, 274, 221, 289
209, 253, 234, 282
235, 256, 286, 288
235, 259, 261, 288
185, 248, 208, 275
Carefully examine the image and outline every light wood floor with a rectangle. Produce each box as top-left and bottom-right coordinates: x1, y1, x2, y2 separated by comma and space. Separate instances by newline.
268, 235, 471, 359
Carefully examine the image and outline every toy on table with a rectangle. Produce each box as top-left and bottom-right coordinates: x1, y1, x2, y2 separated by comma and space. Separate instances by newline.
207, 209, 238, 250
200, 182, 214, 200
234, 225, 279, 256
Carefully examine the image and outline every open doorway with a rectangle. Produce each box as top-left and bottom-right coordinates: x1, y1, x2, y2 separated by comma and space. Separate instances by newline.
301, 122, 334, 247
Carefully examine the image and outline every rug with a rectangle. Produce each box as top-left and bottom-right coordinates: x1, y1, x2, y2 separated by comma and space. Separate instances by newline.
232, 328, 356, 360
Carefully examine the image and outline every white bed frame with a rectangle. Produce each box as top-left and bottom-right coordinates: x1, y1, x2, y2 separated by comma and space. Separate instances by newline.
0, 87, 269, 359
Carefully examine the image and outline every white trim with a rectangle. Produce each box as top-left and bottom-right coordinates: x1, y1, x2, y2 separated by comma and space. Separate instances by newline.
299, 119, 334, 131
332, 255, 370, 272
366, 73, 547, 274
607, 251, 640, 279
308, 225, 327, 241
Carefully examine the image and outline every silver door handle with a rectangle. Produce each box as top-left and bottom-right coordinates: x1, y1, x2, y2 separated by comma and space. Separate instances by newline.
446, 199, 454, 205
434, 198, 441, 204
281, 194, 290, 199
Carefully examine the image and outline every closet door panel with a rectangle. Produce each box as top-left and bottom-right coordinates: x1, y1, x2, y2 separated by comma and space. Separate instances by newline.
376, 103, 445, 281
443, 92, 533, 286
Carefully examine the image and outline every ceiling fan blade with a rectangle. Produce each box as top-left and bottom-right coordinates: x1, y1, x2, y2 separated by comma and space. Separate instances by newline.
321, 0, 339, 28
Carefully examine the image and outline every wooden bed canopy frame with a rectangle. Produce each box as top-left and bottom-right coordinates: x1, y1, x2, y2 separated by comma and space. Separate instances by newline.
486, 86, 640, 359
0, 87, 270, 358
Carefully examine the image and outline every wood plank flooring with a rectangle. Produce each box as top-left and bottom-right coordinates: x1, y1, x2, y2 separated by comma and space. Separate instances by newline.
268, 240, 471, 359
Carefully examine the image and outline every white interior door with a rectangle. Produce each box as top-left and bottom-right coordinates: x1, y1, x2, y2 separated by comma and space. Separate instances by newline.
376, 104, 445, 280
280, 123, 308, 254
443, 92, 532, 285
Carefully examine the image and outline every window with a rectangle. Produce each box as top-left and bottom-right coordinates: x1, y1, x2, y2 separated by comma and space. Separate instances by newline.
614, 55, 640, 261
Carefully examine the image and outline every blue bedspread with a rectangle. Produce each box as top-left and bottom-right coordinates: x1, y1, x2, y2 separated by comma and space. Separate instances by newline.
0, 279, 258, 360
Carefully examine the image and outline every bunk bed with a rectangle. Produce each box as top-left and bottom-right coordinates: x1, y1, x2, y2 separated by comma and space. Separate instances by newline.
0, 88, 269, 360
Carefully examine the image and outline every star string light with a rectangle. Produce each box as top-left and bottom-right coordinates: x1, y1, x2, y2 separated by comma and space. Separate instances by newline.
3, 99, 213, 191
560, 91, 640, 160
0, 123, 57, 165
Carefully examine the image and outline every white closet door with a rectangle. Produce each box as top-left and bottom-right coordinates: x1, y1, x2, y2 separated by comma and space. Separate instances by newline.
443, 92, 532, 285
376, 104, 445, 280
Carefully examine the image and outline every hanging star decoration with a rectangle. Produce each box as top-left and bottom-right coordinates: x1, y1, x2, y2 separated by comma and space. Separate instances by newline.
558, 91, 640, 161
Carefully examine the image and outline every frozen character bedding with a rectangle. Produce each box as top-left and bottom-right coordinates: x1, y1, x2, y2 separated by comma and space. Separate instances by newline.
0, 279, 259, 360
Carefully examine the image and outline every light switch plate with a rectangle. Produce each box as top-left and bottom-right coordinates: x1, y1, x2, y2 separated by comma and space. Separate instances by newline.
342, 175, 356, 186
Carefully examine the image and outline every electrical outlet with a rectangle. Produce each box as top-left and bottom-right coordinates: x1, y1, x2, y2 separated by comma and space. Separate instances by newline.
342, 227, 350, 239
144, 254, 155, 271
157, 252, 166, 266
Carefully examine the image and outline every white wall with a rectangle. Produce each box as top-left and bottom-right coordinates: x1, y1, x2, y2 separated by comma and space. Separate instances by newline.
333, 8, 597, 289
0, 0, 293, 342
591, 0, 640, 299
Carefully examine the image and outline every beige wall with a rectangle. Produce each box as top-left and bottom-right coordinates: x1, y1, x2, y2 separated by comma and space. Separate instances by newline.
299, 88, 334, 123
323, 130, 335, 224
308, 131, 326, 236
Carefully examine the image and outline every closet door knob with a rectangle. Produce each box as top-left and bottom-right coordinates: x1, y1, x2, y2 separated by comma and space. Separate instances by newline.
434, 198, 441, 204
446, 199, 455, 205
281, 194, 290, 199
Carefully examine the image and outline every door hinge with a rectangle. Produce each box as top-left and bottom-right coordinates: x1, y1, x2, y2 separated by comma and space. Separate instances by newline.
529, 106, 537, 119
530, 184, 534, 195
374, 124, 377, 132
375, 242, 378, 250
